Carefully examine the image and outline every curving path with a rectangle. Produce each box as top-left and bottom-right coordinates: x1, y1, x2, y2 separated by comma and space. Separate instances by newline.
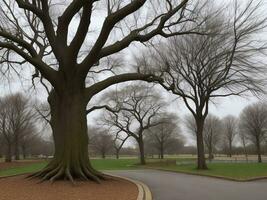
109, 169, 267, 200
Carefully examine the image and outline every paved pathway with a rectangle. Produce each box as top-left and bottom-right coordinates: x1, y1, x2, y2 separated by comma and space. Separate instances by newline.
109, 169, 267, 200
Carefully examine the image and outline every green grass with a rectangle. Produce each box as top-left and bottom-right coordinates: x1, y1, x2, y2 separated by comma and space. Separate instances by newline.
0, 162, 48, 177
91, 158, 139, 170
0, 158, 140, 177
145, 160, 267, 180
1, 158, 267, 180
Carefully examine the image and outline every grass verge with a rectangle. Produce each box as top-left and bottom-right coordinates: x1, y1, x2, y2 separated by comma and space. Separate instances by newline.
145, 160, 267, 180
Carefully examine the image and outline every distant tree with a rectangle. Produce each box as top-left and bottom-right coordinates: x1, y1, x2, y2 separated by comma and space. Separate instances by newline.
20, 124, 38, 159
112, 131, 129, 159
238, 131, 249, 161
0, 93, 36, 162
239, 102, 267, 163
98, 84, 165, 164
90, 128, 113, 159
141, 1, 267, 169
186, 114, 222, 160
144, 113, 183, 159
222, 115, 237, 157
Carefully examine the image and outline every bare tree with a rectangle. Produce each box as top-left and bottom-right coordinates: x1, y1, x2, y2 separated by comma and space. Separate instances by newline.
99, 84, 165, 165
20, 123, 38, 159
239, 102, 267, 163
90, 129, 113, 159
238, 131, 249, 161
185, 114, 222, 160
0, 0, 204, 181
144, 113, 183, 159
0, 93, 36, 162
222, 115, 237, 157
203, 115, 222, 160
144, 1, 267, 169
112, 131, 129, 159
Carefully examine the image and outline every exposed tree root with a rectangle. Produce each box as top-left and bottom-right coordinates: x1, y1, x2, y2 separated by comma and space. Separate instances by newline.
27, 160, 105, 184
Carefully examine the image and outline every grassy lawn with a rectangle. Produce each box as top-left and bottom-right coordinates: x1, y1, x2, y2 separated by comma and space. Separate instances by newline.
1, 158, 267, 181
0, 158, 140, 177
145, 160, 267, 180
0, 162, 48, 177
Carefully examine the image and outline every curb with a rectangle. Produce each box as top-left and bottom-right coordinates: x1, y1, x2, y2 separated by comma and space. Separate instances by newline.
105, 173, 152, 200
142, 167, 267, 182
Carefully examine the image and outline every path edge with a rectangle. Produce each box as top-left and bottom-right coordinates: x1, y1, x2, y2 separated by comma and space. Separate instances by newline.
105, 173, 152, 200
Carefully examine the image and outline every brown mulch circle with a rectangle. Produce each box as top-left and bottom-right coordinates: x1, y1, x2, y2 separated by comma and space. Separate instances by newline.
0, 175, 138, 200
0, 160, 44, 171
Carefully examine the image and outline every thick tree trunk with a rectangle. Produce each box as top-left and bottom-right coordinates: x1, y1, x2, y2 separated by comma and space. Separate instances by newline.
30, 89, 104, 182
195, 117, 208, 169
138, 138, 146, 165
5, 143, 12, 162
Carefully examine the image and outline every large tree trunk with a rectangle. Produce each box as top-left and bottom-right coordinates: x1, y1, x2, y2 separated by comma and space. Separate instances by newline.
195, 117, 208, 169
138, 137, 146, 165
30, 89, 104, 182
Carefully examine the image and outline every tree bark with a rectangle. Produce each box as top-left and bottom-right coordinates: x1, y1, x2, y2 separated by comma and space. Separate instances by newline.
138, 137, 146, 165
30, 89, 104, 182
195, 117, 208, 169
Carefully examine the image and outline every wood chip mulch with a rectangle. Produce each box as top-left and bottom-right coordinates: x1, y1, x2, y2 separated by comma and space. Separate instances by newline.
0, 175, 138, 200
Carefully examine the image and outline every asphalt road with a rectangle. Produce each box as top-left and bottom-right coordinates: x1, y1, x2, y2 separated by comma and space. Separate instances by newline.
109, 169, 267, 200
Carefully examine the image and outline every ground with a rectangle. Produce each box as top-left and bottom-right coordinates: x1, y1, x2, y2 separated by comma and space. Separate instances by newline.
0, 174, 137, 200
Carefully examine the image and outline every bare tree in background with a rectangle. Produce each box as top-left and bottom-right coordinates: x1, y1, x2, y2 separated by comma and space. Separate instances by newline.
222, 115, 237, 157
144, 113, 183, 159
143, 1, 267, 169
185, 114, 222, 160
99, 84, 165, 165
0, 93, 36, 162
90, 129, 113, 159
238, 130, 249, 161
203, 115, 222, 160
0, 0, 204, 182
112, 130, 129, 159
239, 102, 267, 163
20, 123, 38, 159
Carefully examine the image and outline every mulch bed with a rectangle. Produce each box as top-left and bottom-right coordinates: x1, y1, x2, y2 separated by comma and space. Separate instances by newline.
0, 175, 138, 200
0, 160, 43, 171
